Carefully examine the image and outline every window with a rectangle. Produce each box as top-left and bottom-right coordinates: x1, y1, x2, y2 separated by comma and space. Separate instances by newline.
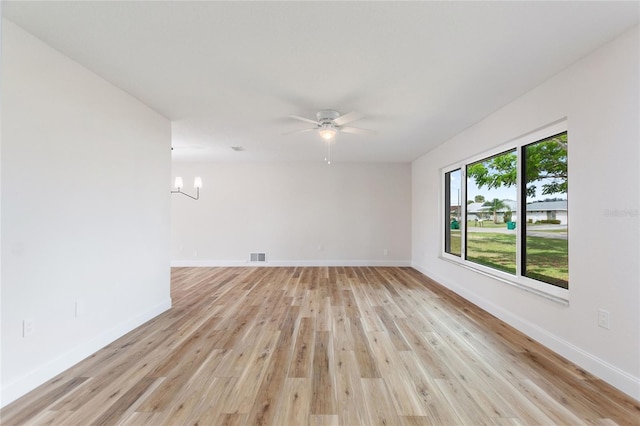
444, 169, 461, 257
522, 133, 568, 289
466, 150, 517, 274
442, 123, 568, 296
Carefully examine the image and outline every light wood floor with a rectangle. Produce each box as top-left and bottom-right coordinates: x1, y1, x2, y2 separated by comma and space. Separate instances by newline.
2, 267, 639, 425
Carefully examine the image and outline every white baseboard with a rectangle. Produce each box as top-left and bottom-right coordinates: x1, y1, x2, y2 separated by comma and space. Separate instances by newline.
411, 262, 640, 401
171, 259, 412, 267
0, 298, 172, 408
171, 260, 248, 267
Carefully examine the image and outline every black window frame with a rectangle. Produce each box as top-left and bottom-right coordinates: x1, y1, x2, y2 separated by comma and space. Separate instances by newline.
440, 122, 569, 301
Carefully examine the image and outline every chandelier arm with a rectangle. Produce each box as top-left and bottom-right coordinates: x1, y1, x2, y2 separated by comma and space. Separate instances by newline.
171, 188, 200, 200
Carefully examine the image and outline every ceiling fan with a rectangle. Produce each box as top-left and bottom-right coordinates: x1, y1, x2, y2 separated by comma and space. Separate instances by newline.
286, 110, 375, 140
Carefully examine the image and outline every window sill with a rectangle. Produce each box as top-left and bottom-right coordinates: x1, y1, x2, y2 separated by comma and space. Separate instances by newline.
439, 255, 569, 306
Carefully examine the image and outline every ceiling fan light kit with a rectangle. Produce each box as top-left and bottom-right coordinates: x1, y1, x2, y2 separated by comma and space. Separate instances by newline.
287, 109, 375, 162
314, 110, 341, 141
318, 123, 337, 140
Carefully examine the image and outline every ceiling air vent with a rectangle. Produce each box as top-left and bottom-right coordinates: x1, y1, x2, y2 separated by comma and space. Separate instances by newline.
231, 146, 245, 151
250, 252, 266, 262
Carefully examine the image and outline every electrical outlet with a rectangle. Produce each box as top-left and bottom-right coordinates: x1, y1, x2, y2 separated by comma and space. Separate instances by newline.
598, 309, 610, 329
23, 319, 35, 337
383, 248, 389, 256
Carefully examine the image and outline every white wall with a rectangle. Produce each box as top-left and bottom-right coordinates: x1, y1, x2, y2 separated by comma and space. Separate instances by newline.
171, 162, 411, 266
1, 20, 172, 406
412, 26, 639, 399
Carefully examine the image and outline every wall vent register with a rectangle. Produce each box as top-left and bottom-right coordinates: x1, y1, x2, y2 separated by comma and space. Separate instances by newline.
250, 253, 266, 262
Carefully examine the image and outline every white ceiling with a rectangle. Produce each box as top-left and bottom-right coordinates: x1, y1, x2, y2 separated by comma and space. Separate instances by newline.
3, 1, 639, 163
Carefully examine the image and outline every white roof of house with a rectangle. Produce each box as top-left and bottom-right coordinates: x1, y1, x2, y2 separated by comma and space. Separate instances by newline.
466, 202, 485, 213
456, 199, 567, 212
467, 200, 517, 213
526, 200, 567, 211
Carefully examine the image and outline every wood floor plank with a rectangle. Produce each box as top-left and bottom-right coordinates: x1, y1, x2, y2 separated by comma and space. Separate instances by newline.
222, 329, 281, 414
301, 289, 321, 318
290, 317, 315, 378
2, 266, 638, 426
316, 295, 332, 332
518, 378, 590, 425
245, 304, 299, 426
400, 415, 436, 426
396, 351, 464, 425
349, 280, 385, 332
341, 289, 359, 319
394, 318, 449, 380
184, 376, 238, 425
119, 412, 162, 426
367, 331, 426, 416
90, 376, 158, 425
0, 377, 88, 425
327, 274, 343, 307
25, 409, 77, 425
331, 306, 353, 353
272, 378, 312, 426
153, 350, 226, 424
136, 320, 221, 412
350, 317, 383, 379
310, 414, 340, 426
333, 349, 371, 425
426, 331, 517, 419
310, 331, 336, 415
374, 305, 411, 351
361, 378, 402, 426
433, 376, 493, 425
56, 362, 155, 425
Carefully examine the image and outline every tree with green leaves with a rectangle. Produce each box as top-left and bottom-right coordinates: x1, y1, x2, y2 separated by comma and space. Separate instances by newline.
467, 133, 567, 198
482, 198, 509, 224
474, 195, 485, 203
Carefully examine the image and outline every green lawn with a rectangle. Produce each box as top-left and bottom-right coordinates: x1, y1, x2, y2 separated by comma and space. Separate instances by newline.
465, 221, 505, 229
524, 235, 568, 288
466, 232, 516, 275
448, 231, 462, 257
448, 231, 568, 288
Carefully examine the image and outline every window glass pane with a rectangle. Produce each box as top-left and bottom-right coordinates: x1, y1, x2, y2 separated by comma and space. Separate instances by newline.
523, 132, 568, 288
466, 150, 517, 274
445, 169, 461, 256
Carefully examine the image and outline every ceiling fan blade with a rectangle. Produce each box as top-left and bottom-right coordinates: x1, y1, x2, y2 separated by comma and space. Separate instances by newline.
333, 111, 364, 126
341, 126, 376, 136
283, 128, 316, 135
288, 115, 320, 125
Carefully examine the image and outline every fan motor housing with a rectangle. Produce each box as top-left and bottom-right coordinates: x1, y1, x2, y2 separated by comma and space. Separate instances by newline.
316, 110, 340, 123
